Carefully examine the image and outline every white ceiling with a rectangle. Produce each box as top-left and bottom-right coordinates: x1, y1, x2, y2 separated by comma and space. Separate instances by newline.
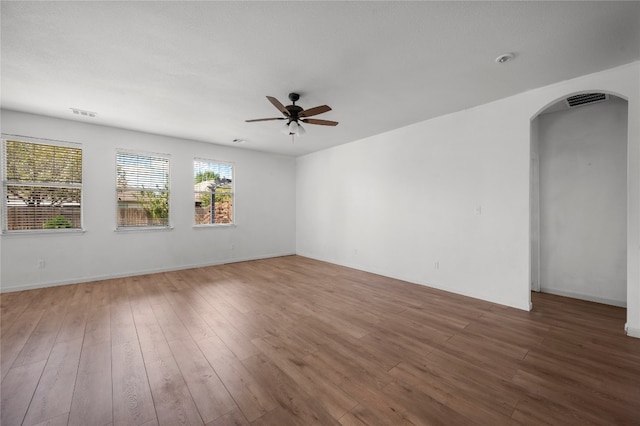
2, 1, 639, 157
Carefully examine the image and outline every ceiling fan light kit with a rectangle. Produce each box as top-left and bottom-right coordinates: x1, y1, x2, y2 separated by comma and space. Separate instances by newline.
281, 120, 305, 136
246, 92, 338, 138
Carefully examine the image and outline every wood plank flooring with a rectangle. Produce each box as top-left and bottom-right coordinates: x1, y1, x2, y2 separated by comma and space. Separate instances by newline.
1, 255, 639, 425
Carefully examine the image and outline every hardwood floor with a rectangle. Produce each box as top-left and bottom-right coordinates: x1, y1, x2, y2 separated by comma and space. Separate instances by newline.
1, 255, 639, 425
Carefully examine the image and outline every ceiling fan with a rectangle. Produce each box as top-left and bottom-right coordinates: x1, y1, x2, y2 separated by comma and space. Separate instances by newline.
246, 93, 338, 136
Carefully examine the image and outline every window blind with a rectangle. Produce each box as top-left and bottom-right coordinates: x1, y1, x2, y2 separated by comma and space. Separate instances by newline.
3, 139, 82, 231
116, 151, 170, 228
194, 159, 233, 225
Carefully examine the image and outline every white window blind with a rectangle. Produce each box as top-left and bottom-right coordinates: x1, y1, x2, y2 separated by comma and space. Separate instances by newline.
194, 159, 233, 225
116, 151, 170, 228
2, 138, 82, 232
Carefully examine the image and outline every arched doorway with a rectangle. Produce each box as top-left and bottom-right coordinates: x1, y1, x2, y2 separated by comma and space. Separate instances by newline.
530, 92, 628, 308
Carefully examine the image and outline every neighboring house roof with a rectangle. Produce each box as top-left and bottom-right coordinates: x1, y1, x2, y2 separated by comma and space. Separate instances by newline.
194, 179, 232, 192
113, 180, 233, 204
194, 180, 232, 203
194, 180, 215, 192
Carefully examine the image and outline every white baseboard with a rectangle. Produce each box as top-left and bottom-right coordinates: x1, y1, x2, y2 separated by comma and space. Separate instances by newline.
296, 252, 532, 311
0, 252, 295, 293
539, 287, 626, 308
625, 323, 640, 338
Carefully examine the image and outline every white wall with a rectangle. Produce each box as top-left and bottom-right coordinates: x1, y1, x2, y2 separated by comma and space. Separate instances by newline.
536, 97, 627, 306
297, 97, 532, 310
530, 119, 540, 292
296, 62, 640, 337
0, 110, 296, 292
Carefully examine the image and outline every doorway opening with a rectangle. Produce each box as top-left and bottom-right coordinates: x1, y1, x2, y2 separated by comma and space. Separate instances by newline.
530, 93, 628, 309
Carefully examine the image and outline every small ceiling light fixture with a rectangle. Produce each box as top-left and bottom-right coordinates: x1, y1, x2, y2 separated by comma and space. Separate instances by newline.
495, 53, 515, 64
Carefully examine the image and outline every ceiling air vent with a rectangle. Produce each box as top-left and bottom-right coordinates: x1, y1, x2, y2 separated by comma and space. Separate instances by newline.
565, 93, 608, 109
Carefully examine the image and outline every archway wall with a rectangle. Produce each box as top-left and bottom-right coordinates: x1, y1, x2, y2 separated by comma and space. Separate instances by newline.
525, 62, 639, 337
296, 61, 639, 336
534, 97, 628, 307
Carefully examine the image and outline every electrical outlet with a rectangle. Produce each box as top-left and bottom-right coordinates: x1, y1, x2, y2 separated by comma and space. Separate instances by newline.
37, 259, 46, 269
434, 261, 439, 269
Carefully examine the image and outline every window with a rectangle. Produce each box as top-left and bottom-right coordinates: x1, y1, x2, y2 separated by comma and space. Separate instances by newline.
194, 159, 233, 225
2, 137, 82, 232
116, 151, 170, 229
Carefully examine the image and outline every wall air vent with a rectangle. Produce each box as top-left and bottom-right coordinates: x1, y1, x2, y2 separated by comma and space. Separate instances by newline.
565, 93, 608, 109
70, 108, 97, 118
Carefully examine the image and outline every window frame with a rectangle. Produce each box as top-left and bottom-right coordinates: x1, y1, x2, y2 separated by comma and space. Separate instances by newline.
1, 134, 84, 234
115, 149, 171, 231
193, 158, 235, 227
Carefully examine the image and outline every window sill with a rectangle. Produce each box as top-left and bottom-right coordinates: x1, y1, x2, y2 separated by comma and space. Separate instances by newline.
192, 224, 236, 229
114, 226, 174, 233
2, 229, 85, 237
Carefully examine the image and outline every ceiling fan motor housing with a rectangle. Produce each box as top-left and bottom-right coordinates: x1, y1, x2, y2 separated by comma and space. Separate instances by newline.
286, 105, 303, 120
287, 93, 303, 121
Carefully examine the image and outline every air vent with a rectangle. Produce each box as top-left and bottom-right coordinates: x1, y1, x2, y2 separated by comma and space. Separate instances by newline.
565, 93, 608, 108
70, 108, 97, 118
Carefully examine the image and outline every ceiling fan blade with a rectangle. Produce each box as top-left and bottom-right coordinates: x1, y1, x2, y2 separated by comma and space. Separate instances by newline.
266, 96, 290, 116
245, 117, 286, 122
299, 105, 332, 117
302, 118, 339, 126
